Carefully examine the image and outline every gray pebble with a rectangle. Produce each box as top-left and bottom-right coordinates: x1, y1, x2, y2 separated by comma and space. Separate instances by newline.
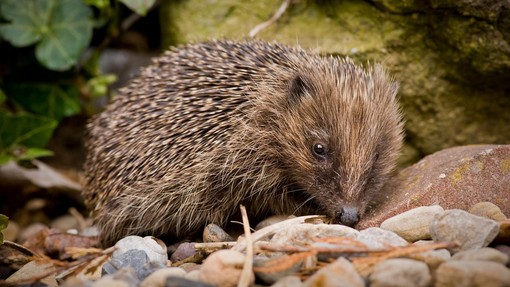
140, 268, 187, 287
430, 209, 499, 252
170, 242, 197, 262
435, 260, 510, 287
165, 276, 214, 287
94, 268, 139, 287
380, 205, 444, 242
113, 236, 168, 264
369, 258, 431, 287
102, 249, 150, 278
357, 227, 408, 250
302, 257, 364, 287
254, 255, 301, 285
203, 223, 234, 242
452, 248, 509, 265
270, 275, 302, 287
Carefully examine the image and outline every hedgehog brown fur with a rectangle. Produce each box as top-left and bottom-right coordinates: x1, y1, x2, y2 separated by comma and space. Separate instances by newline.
83, 40, 404, 245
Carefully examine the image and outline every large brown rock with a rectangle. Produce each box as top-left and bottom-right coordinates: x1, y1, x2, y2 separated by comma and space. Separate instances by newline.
359, 145, 510, 229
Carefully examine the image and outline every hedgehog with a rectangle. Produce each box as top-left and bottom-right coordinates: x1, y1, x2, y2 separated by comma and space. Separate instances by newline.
82, 40, 404, 245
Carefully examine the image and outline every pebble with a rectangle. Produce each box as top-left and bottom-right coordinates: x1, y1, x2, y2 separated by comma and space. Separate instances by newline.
271, 223, 359, 246
93, 268, 138, 287
165, 276, 215, 287
430, 209, 499, 252
468, 202, 507, 222
18, 222, 46, 243
203, 223, 233, 242
199, 249, 254, 287
356, 227, 408, 250
256, 215, 294, 230
452, 247, 509, 265
369, 258, 432, 287
50, 215, 80, 231
102, 249, 150, 277
494, 245, 510, 267
302, 257, 364, 287
170, 242, 196, 262
185, 270, 201, 281
179, 263, 200, 272
140, 267, 186, 287
254, 255, 302, 285
270, 275, 302, 287
113, 236, 168, 265
435, 260, 510, 287
380, 205, 444, 242
411, 241, 452, 270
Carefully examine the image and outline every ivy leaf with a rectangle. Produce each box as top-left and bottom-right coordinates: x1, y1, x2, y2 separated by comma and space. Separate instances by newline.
0, 0, 51, 47
36, 0, 93, 71
6, 84, 81, 121
0, 112, 57, 150
120, 0, 157, 16
0, 0, 93, 71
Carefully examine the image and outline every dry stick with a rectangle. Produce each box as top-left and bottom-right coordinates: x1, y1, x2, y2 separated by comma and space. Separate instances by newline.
249, 0, 292, 38
238, 205, 253, 287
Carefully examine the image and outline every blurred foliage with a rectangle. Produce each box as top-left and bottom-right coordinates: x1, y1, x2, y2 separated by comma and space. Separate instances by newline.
0, 214, 8, 244
0, 0, 155, 164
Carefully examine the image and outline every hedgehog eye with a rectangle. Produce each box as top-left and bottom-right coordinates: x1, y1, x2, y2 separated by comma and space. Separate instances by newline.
312, 143, 327, 159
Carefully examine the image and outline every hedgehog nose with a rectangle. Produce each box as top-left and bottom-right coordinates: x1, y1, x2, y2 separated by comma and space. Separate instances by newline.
339, 206, 359, 227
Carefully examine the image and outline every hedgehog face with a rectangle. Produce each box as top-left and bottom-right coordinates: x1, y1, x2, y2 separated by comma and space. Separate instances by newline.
276, 66, 403, 226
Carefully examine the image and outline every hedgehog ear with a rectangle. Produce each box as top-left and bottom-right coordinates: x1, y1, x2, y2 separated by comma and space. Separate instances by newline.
288, 73, 310, 106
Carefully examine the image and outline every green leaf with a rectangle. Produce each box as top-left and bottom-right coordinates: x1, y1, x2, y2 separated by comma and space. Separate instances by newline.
17, 147, 54, 161
0, 0, 51, 46
6, 84, 81, 121
0, 89, 6, 104
0, 0, 93, 71
0, 215, 8, 230
0, 112, 58, 149
0, 154, 13, 165
84, 0, 111, 10
120, 0, 157, 16
36, 0, 94, 71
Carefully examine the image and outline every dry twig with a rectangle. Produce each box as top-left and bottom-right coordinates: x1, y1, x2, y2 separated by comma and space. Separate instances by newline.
249, 0, 292, 38
238, 205, 253, 287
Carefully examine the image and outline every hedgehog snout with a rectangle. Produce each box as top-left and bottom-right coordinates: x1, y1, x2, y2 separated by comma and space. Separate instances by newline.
336, 206, 359, 227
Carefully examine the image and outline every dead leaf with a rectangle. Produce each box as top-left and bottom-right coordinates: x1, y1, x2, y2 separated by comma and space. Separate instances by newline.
0, 160, 80, 191
4, 261, 57, 286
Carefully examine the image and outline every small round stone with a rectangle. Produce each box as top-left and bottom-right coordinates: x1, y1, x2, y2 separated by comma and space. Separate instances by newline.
430, 209, 499, 252
370, 258, 432, 287
199, 249, 254, 287
380, 205, 444, 242
452, 248, 509, 265
435, 260, 510, 287
203, 223, 233, 242
302, 257, 363, 287
356, 227, 408, 250
270, 275, 302, 287
113, 236, 168, 264
469, 202, 507, 222
140, 267, 187, 287
170, 242, 196, 262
